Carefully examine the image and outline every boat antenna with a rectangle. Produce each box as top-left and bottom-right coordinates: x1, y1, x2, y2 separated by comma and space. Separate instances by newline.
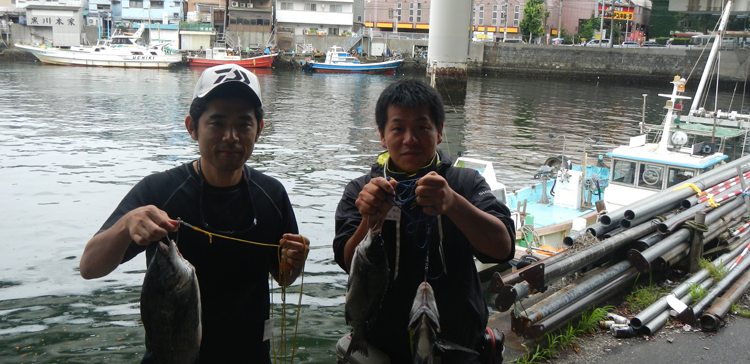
688, 0, 734, 116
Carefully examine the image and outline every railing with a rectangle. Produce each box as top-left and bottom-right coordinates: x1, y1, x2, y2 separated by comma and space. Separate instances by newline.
341, 34, 362, 51
369, 29, 429, 41
180, 22, 214, 32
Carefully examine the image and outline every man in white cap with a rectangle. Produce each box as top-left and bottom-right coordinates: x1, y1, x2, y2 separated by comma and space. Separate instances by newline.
79, 64, 309, 363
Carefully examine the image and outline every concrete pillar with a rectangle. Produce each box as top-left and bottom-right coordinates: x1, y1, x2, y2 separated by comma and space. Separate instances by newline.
426, 0, 469, 101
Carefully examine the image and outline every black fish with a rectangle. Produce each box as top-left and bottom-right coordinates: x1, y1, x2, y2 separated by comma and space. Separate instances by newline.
345, 228, 390, 357
408, 282, 477, 364
140, 240, 202, 364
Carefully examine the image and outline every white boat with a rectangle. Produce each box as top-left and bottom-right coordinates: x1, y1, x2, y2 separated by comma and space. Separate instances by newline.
304, 46, 404, 74
14, 25, 182, 68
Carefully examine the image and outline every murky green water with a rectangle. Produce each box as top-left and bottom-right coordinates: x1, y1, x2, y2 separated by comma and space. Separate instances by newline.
0, 61, 743, 363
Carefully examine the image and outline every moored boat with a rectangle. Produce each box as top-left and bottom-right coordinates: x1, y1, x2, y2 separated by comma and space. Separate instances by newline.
305, 46, 404, 74
186, 46, 277, 68
14, 25, 182, 68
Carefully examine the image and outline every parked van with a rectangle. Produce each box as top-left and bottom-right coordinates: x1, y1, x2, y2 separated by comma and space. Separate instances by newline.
585, 39, 610, 47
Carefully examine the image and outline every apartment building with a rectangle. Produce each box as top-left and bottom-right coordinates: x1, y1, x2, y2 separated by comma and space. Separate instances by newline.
276, 0, 353, 36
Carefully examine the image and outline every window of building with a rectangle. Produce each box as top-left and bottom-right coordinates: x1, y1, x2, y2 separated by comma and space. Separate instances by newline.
397, 2, 402, 22
492, 4, 497, 26
479, 5, 484, 25
305, 3, 317, 11
173, 12, 179, 18
500, 4, 506, 26
358, 15, 362, 22
329, 4, 342, 12
328, 27, 339, 35
130, 0, 144, 8
280, 2, 292, 10
151, 1, 164, 9
513, 5, 519, 27
173, 1, 179, 6
97, 4, 110, 9
409, 3, 413, 22
417, 3, 421, 23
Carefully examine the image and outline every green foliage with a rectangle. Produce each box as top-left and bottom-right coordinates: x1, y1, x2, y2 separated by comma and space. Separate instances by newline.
689, 283, 707, 305
732, 303, 750, 318
511, 306, 613, 364
520, 0, 549, 40
699, 258, 728, 282
626, 283, 669, 312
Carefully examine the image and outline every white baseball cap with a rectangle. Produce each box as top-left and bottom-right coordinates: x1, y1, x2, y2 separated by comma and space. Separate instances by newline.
192, 64, 263, 107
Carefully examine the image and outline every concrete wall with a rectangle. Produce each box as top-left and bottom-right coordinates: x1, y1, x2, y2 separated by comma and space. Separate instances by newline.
481, 43, 750, 84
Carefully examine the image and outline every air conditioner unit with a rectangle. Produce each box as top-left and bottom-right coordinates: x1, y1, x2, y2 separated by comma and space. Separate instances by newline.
231, 1, 238, 7
87, 18, 98, 26
248, 3, 253, 8
239, 3, 245, 7
321, 4, 325, 9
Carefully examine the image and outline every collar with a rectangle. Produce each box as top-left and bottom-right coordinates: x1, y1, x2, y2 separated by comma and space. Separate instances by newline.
379, 151, 441, 180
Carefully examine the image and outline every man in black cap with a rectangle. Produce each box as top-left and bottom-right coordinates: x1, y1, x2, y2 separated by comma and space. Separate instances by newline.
80, 64, 309, 363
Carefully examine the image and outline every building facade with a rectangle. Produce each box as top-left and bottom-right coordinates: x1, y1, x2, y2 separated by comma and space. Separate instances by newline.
276, 0, 353, 36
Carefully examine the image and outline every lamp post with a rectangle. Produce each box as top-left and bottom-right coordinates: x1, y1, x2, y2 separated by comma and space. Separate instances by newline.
502, 0, 508, 42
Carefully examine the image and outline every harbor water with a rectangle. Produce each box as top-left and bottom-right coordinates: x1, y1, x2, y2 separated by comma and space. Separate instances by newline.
0, 61, 744, 363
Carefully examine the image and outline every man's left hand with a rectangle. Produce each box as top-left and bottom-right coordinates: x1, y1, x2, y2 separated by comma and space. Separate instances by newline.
415, 171, 456, 216
280, 234, 310, 270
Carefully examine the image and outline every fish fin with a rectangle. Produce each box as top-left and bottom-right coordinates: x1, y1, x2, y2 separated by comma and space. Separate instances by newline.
435, 339, 479, 355
346, 334, 370, 358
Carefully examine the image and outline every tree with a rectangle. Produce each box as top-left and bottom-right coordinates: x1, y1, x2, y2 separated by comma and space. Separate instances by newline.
520, 0, 549, 41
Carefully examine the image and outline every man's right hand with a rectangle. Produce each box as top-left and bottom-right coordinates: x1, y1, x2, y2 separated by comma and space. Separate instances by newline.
123, 206, 179, 246
355, 177, 398, 230
80, 205, 177, 279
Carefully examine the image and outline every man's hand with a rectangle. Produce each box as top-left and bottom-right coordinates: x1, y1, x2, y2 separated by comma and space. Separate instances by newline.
123, 206, 178, 246
415, 171, 456, 215
280, 234, 310, 270
355, 177, 398, 229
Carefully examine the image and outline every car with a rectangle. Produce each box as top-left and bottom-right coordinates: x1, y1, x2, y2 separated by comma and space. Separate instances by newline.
585, 39, 610, 47
503, 38, 526, 44
550, 37, 565, 45
620, 41, 640, 48
641, 41, 666, 48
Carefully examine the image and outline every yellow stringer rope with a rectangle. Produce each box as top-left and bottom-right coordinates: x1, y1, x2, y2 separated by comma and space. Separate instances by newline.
177, 219, 307, 364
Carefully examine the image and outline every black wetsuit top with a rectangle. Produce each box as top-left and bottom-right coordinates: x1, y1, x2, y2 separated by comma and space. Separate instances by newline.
97, 161, 298, 363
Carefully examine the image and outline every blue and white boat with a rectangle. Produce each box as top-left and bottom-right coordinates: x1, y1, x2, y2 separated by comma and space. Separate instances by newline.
305, 46, 404, 74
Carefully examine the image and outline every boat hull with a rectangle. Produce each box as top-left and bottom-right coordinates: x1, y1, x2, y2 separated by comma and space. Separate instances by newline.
14, 44, 182, 68
186, 53, 277, 68
308, 60, 404, 74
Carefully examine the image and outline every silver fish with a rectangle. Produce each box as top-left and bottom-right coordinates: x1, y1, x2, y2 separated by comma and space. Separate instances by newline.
345, 228, 390, 358
140, 239, 202, 364
408, 282, 478, 364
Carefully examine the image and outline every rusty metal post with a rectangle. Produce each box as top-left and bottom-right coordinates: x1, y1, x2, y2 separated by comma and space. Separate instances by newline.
689, 211, 706, 273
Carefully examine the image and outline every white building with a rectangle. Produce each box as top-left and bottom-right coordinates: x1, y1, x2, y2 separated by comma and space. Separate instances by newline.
276, 0, 353, 36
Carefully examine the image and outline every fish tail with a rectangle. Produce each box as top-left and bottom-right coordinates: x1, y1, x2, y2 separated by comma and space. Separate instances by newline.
346, 333, 370, 358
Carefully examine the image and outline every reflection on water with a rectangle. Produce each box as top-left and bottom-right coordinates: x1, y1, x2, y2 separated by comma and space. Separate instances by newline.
1, 61, 741, 363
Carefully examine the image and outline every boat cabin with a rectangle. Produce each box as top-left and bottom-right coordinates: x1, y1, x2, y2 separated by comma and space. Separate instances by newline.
324, 46, 360, 65
603, 134, 728, 212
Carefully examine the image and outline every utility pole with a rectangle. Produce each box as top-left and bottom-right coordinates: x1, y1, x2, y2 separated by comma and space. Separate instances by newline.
609, 1, 615, 48
503, 0, 508, 42
598, 1, 604, 42
557, 0, 563, 38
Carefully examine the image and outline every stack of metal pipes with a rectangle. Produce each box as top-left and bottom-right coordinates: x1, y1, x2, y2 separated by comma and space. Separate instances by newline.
488, 155, 750, 340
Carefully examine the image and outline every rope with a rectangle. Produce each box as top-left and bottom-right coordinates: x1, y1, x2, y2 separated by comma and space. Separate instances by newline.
683, 220, 709, 233
177, 219, 306, 364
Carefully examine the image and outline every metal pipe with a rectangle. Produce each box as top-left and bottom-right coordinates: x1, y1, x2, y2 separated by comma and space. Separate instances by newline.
522, 267, 639, 339
600, 212, 624, 227
633, 231, 663, 252
657, 199, 715, 234
630, 235, 749, 330
562, 230, 582, 247
627, 199, 747, 272
692, 248, 750, 317
602, 226, 626, 239
681, 171, 750, 209
620, 213, 664, 229
700, 264, 750, 330
624, 154, 750, 221
534, 218, 659, 290
490, 250, 570, 288
653, 244, 689, 271
518, 260, 632, 326
640, 277, 714, 336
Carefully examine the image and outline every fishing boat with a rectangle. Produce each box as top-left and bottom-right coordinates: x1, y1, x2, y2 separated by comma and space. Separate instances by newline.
186, 45, 277, 68
304, 46, 404, 74
14, 25, 182, 68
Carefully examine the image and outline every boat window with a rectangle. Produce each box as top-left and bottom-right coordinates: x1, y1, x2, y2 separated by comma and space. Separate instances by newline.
132, 52, 143, 55
611, 159, 636, 186
150, 51, 157, 55
666, 167, 696, 188
638, 163, 665, 190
